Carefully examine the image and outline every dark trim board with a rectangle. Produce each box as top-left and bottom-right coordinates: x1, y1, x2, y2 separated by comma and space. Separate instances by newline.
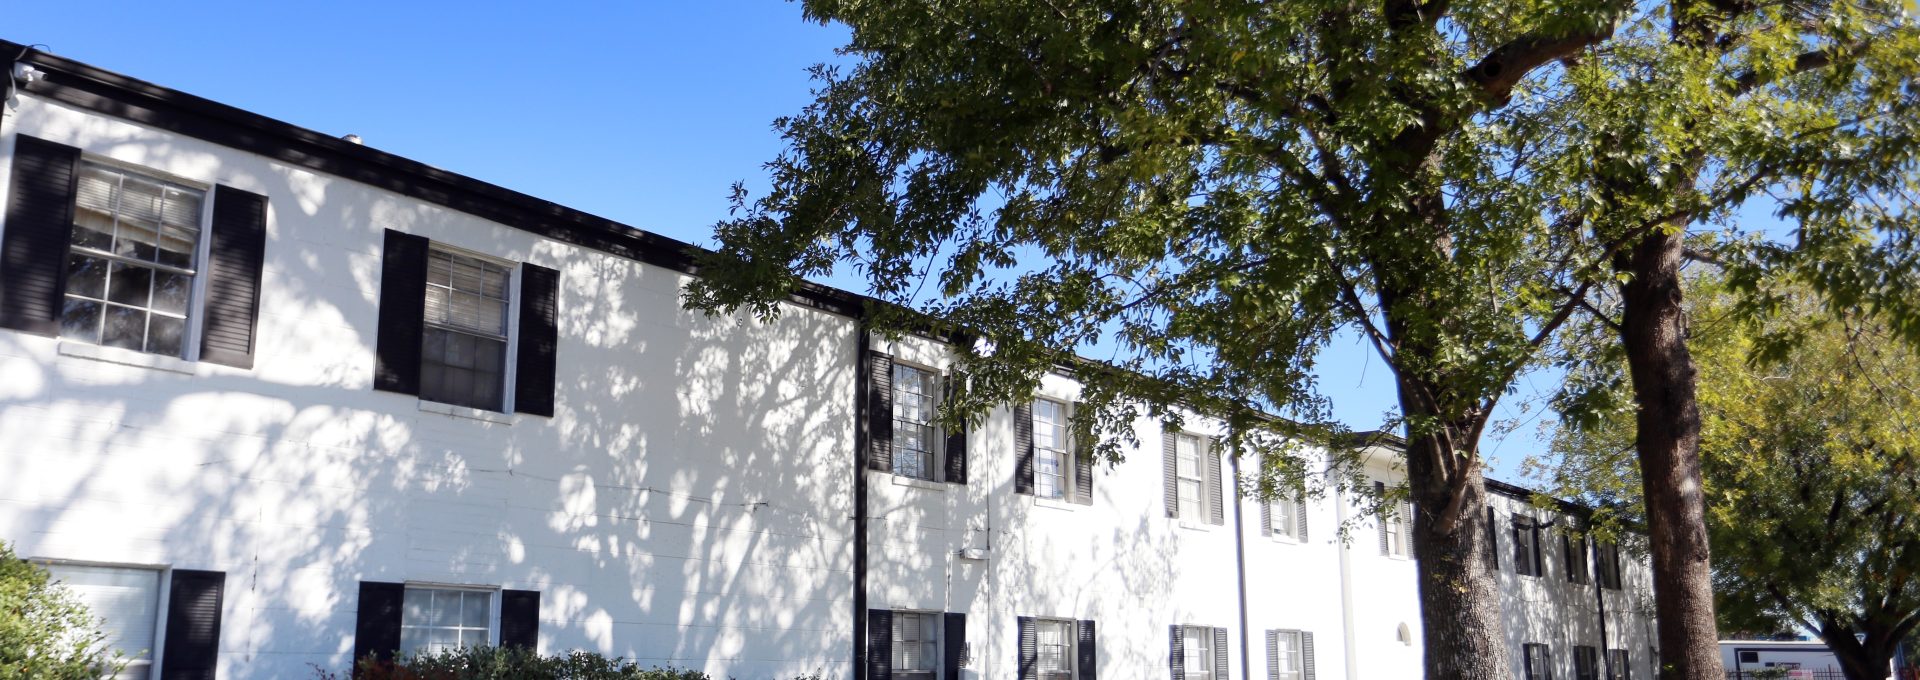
0, 40, 864, 319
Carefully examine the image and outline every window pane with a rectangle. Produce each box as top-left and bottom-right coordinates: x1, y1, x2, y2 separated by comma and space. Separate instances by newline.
428, 590, 456, 627
76, 166, 118, 212
152, 271, 192, 316
107, 262, 153, 307
67, 254, 107, 299
428, 250, 453, 286
115, 219, 160, 262
160, 187, 202, 228
1180, 479, 1202, 518
461, 591, 490, 628
147, 315, 185, 357
102, 306, 147, 351
404, 589, 431, 622
118, 176, 165, 224
44, 565, 160, 672
1177, 436, 1201, 477
61, 298, 102, 343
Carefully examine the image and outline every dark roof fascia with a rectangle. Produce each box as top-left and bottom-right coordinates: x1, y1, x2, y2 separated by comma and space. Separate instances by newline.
0, 40, 867, 318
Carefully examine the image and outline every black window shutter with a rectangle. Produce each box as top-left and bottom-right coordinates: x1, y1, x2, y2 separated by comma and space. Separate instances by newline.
1205, 441, 1224, 525
1296, 500, 1310, 542
868, 609, 893, 680
0, 135, 81, 336
1377, 482, 1391, 556
1301, 631, 1317, 680
867, 352, 894, 472
354, 581, 405, 668
1014, 402, 1035, 495
373, 230, 429, 394
1265, 631, 1279, 680
1162, 432, 1179, 518
1487, 506, 1500, 571
1168, 625, 1185, 680
1077, 619, 1097, 680
943, 612, 967, 679
198, 185, 268, 368
1017, 616, 1038, 680
1260, 500, 1273, 537
943, 372, 967, 484
514, 263, 560, 416
159, 570, 224, 680
1533, 523, 1546, 576
1212, 628, 1229, 680
499, 589, 540, 650
1072, 404, 1094, 505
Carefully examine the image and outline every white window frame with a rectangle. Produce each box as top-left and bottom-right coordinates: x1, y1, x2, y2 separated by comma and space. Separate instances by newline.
1271, 629, 1304, 680
1271, 497, 1304, 541
1381, 484, 1410, 558
1034, 618, 1076, 680
1516, 517, 1543, 577
891, 610, 940, 678
1182, 625, 1215, 680
399, 584, 499, 657
891, 362, 942, 481
417, 244, 521, 413
60, 158, 215, 362
1524, 643, 1554, 680
1176, 434, 1207, 520
39, 560, 169, 680
1033, 399, 1073, 500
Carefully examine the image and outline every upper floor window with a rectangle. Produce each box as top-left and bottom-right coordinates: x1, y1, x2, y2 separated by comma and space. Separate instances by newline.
420, 248, 513, 411
892, 363, 939, 480
1270, 497, 1305, 541
1176, 434, 1206, 519
1595, 541, 1623, 589
1377, 481, 1410, 558
1566, 531, 1591, 585
1514, 516, 1544, 577
401, 586, 494, 656
62, 162, 205, 357
1033, 399, 1071, 499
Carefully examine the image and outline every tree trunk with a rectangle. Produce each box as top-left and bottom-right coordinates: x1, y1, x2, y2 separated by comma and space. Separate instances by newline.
1618, 225, 1724, 680
1404, 429, 1509, 680
1820, 618, 1901, 680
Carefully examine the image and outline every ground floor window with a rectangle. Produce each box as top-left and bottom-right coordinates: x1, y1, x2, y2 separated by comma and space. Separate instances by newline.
1524, 643, 1554, 680
1036, 618, 1075, 680
401, 587, 494, 655
44, 564, 161, 680
892, 611, 938, 678
1183, 625, 1215, 680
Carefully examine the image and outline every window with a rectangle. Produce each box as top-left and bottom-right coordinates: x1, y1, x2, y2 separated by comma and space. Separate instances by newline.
891, 364, 939, 480
1378, 481, 1410, 558
1176, 434, 1206, 519
44, 564, 162, 679
1514, 517, 1543, 577
1595, 541, 1623, 590
400, 587, 494, 656
1566, 532, 1590, 585
892, 611, 938, 678
1033, 399, 1071, 499
1183, 625, 1214, 680
1523, 643, 1554, 680
1271, 497, 1305, 541
1271, 629, 1304, 680
420, 248, 513, 411
1036, 619, 1075, 680
1606, 649, 1631, 680
1574, 645, 1599, 680
61, 162, 206, 357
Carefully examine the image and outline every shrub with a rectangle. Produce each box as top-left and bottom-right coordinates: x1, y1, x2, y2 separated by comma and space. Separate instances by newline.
316, 646, 789, 680
0, 540, 124, 680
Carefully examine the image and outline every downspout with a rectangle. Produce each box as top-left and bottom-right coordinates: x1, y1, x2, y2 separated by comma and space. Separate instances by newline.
1594, 535, 1613, 680
854, 328, 871, 680
1231, 451, 1252, 680
1334, 471, 1361, 680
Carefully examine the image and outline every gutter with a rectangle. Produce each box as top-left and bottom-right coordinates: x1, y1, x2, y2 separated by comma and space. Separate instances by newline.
853, 330, 871, 680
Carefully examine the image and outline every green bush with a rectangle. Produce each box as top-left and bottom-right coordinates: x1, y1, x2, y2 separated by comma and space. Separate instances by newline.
0, 540, 124, 680
314, 646, 825, 680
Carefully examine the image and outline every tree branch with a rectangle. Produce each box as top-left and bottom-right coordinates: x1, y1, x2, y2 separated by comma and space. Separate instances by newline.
1463, 18, 1620, 106
1730, 41, 1870, 97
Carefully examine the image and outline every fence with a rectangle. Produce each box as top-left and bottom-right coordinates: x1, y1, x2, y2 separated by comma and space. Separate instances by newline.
1724, 669, 1852, 680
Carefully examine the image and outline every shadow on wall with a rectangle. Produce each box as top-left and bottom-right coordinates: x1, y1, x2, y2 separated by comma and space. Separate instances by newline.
0, 145, 857, 678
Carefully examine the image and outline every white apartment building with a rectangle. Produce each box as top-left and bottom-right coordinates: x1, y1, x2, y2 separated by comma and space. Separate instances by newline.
0, 42, 1655, 680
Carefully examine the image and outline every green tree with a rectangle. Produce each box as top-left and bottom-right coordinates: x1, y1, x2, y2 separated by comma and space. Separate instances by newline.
683, 1, 1920, 677
0, 541, 121, 679
1543, 280, 1920, 680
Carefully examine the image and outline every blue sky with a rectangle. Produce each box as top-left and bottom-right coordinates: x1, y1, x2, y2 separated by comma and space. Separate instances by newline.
11, 2, 1596, 482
